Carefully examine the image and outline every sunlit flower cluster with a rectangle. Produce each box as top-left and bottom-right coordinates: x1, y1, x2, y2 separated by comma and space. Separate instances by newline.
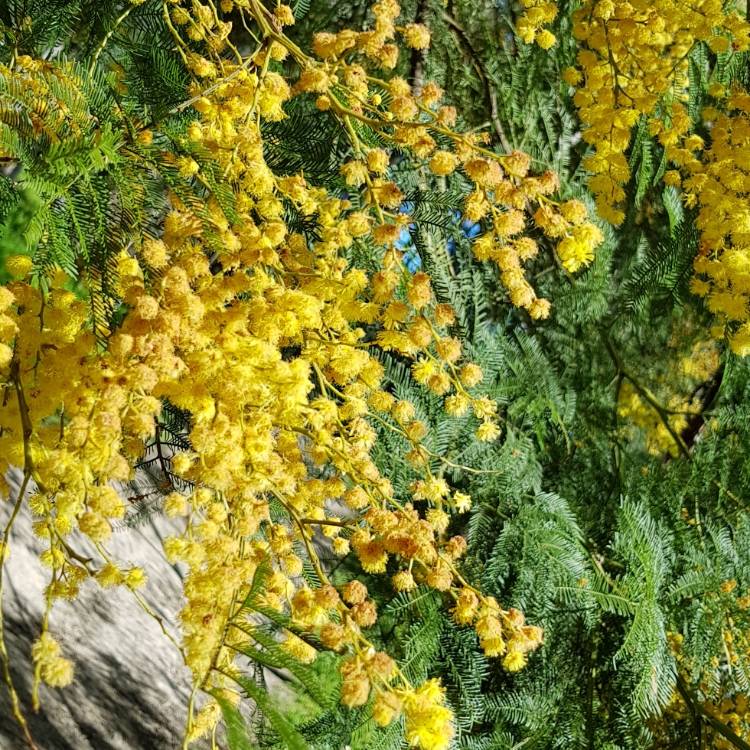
516, 0, 558, 50
298, 0, 602, 317
554, 1, 750, 354
675, 92, 750, 355
564, 0, 750, 226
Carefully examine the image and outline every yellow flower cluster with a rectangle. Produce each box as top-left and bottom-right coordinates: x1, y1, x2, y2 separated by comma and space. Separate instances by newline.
297, 0, 602, 317
565, 0, 750, 225
675, 92, 750, 355
402, 679, 454, 750
617, 382, 692, 457
700, 694, 750, 750
617, 332, 719, 457
0, 1, 557, 747
556, 1, 750, 353
31, 634, 74, 689
464, 162, 603, 317
654, 680, 750, 750
516, 0, 558, 50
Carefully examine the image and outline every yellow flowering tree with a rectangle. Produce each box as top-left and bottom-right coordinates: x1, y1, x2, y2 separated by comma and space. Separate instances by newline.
2, 0, 750, 749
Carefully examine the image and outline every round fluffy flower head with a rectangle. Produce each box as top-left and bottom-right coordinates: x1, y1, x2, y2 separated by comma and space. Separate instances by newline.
393, 399, 416, 423
476, 420, 501, 442
5, 254, 33, 277
341, 160, 369, 186
332, 537, 351, 556
342, 580, 368, 605
367, 148, 390, 174
141, 238, 169, 270
536, 29, 556, 49
320, 622, 347, 651
373, 690, 403, 726
433, 303, 455, 327
274, 4, 295, 26
170, 452, 194, 476
125, 567, 147, 590
528, 297, 551, 320
78, 512, 112, 542
402, 679, 454, 750
560, 199, 588, 225
445, 535, 467, 559
32, 633, 74, 688
502, 649, 527, 672
164, 491, 189, 518
420, 82, 443, 107
426, 561, 453, 591
355, 538, 388, 573
429, 150, 458, 176
453, 587, 479, 625
341, 659, 371, 707
351, 599, 378, 627
458, 362, 483, 388
403, 23, 431, 50
426, 508, 449, 534
96, 563, 124, 588
393, 569, 417, 591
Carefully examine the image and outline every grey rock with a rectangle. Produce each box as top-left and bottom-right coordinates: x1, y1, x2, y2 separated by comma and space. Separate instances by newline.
0, 470, 199, 750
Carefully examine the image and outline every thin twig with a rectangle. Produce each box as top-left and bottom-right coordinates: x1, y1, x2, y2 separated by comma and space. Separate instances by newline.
603, 333, 690, 459
89, 5, 136, 75
676, 675, 750, 750
0, 361, 39, 748
442, 8, 512, 152
0, 473, 37, 749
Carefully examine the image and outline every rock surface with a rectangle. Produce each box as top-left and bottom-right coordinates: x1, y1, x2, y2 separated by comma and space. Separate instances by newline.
0, 469, 198, 750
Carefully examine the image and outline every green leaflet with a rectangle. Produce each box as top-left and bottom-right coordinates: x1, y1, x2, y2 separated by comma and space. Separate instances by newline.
231, 675, 311, 750
214, 693, 259, 750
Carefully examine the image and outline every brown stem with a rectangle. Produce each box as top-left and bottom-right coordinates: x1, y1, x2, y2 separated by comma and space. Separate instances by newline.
442, 7, 512, 152
298, 518, 353, 528
409, 0, 428, 96
676, 675, 750, 750
603, 334, 690, 459
0, 473, 38, 749
680, 364, 724, 450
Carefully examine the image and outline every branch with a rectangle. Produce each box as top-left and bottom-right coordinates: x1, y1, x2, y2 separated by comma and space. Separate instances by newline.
676, 675, 750, 750
680, 363, 724, 450
0, 362, 39, 748
298, 518, 353, 528
409, 0, 428, 96
442, 6, 512, 152
603, 333, 690, 459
